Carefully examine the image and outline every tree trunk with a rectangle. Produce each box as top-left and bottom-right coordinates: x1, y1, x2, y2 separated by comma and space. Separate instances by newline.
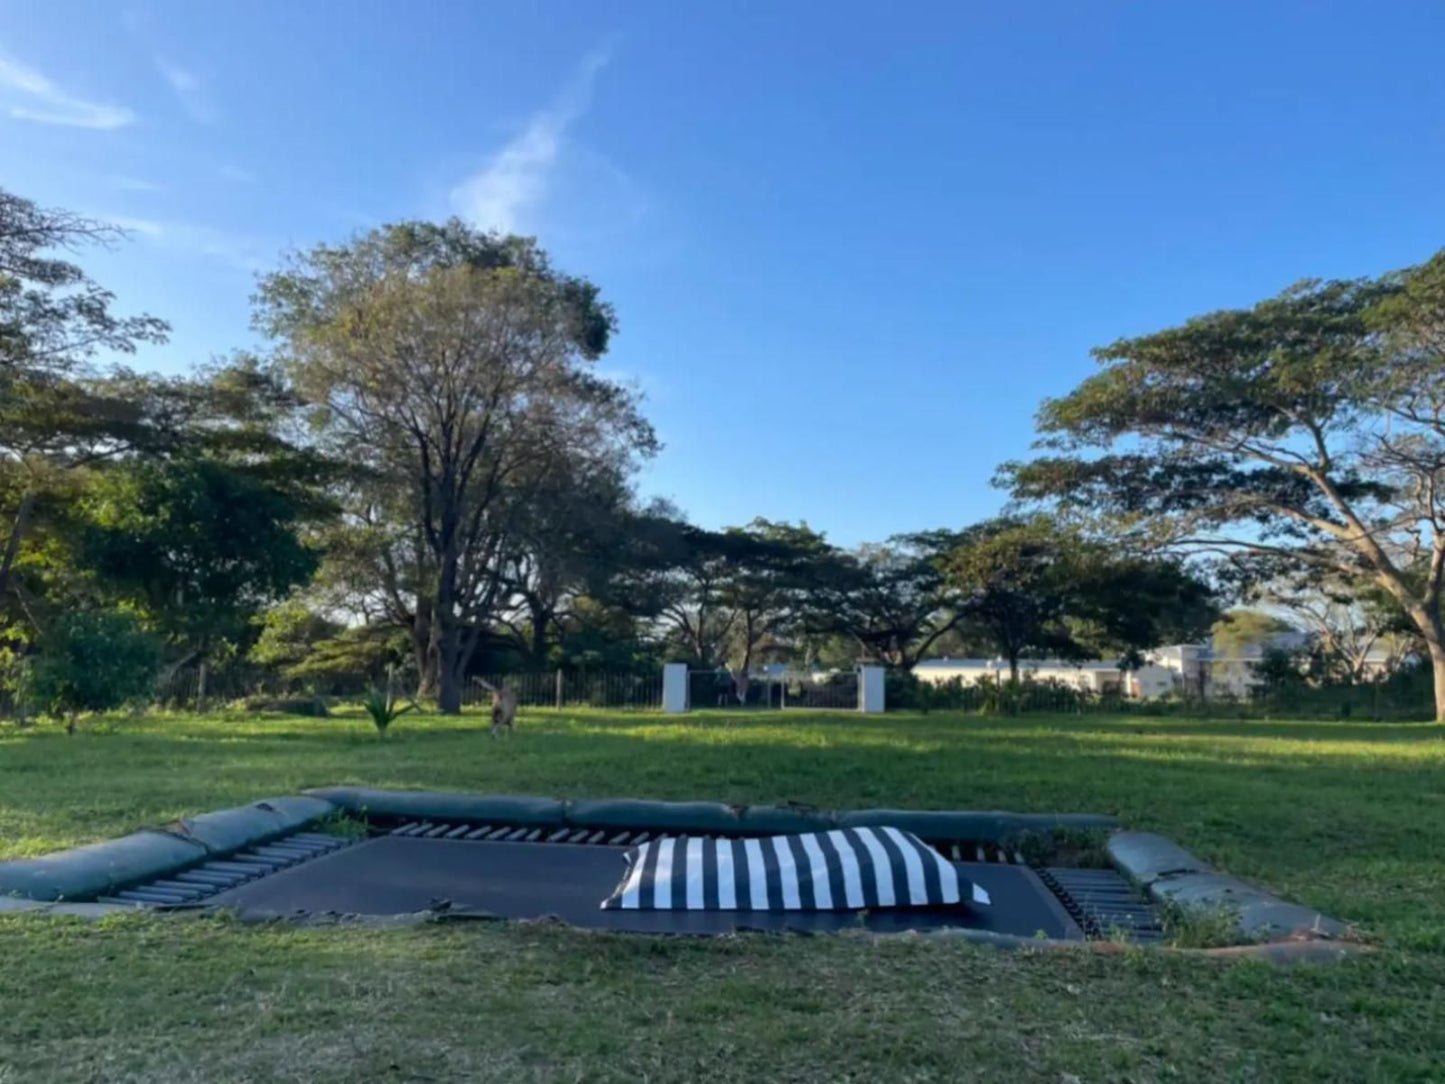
1008, 653, 1020, 684
530, 602, 550, 667
436, 615, 463, 715
433, 551, 467, 715
0, 492, 36, 604
417, 652, 440, 702
1430, 642, 1445, 724
1399, 598, 1445, 722
413, 612, 438, 701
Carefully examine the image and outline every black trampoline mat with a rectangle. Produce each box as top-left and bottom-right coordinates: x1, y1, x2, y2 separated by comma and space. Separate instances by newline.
209, 835, 1083, 939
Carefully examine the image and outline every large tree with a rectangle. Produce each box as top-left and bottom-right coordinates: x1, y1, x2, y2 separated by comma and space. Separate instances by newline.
813, 531, 965, 671
1003, 252, 1445, 719
4, 362, 336, 672
0, 188, 169, 604
945, 515, 1216, 681
255, 221, 655, 712
718, 519, 836, 681
616, 519, 782, 667
494, 457, 635, 667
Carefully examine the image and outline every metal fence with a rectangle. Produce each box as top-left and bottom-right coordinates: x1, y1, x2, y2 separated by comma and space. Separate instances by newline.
686, 668, 861, 711
465, 670, 663, 711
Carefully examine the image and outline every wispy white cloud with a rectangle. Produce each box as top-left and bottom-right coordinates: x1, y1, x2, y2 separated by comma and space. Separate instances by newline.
107, 174, 166, 193
450, 46, 612, 234
156, 57, 218, 124
104, 213, 270, 273
0, 54, 134, 129
218, 164, 254, 184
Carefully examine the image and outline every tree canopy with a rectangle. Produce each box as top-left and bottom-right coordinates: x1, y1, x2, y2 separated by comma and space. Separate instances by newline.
1, 188, 170, 605
255, 220, 656, 711
945, 515, 1217, 680
1002, 252, 1445, 717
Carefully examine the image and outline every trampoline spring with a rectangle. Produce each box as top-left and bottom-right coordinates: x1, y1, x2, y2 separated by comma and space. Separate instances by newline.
228, 855, 281, 872
278, 837, 336, 852
445, 825, 472, 839
392, 822, 425, 837
502, 827, 529, 841
203, 861, 263, 876
608, 832, 632, 845
264, 844, 323, 859
260, 841, 317, 855
484, 827, 513, 840
423, 825, 452, 838
253, 847, 307, 862
463, 826, 494, 840
546, 828, 571, 843
234, 853, 289, 868
149, 880, 210, 896
585, 831, 606, 844
116, 889, 191, 904
521, 829, 542, 842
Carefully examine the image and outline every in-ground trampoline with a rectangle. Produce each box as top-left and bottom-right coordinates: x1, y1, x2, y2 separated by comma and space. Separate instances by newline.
0, 786, 1350, 949
202, 835, 1090, 938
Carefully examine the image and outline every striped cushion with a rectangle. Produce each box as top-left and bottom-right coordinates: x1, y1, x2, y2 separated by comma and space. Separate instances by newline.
600, 827, 991, 912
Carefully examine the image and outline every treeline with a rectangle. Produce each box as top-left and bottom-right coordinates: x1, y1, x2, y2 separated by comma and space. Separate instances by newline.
6, 181, 1445, 721
0, 186, 1219, 722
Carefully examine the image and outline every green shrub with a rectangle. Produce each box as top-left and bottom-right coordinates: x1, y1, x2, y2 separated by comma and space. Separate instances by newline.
360, 687, 415, 736
27, 610, 160, 732
241, 695, 330, 717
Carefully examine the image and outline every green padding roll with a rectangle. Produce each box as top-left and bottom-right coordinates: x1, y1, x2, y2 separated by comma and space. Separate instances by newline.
737, 806, 836, 835
835, 810, 1119, 841
565, 799, 742, 833
0, 831, 207, 902
177, 796, 339, 854
307, 787, 566, 827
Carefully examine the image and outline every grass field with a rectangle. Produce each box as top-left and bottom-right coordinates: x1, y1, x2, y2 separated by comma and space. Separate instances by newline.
2, 709, 1444, 1081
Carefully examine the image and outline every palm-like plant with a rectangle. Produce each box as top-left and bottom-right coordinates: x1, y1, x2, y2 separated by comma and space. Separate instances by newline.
361, 687, 416, 736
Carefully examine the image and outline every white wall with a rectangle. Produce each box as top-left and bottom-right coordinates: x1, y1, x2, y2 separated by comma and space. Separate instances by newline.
662, 663, 689, 714
859, 665, 886, 713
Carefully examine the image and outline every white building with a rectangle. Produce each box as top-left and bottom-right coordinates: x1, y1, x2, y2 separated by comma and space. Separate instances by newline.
913, 658, 1177, 700
915, 628, 1410, 704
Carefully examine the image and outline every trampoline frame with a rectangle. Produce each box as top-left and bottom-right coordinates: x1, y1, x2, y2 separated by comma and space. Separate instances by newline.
0, 786, 1347, 946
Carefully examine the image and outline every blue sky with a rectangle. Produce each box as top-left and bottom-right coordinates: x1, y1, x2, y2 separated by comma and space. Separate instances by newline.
3, 2, 1443, 546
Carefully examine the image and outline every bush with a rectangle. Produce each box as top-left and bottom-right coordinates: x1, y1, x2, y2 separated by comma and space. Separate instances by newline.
241, 695, 330, 717
27, 610, 160, 732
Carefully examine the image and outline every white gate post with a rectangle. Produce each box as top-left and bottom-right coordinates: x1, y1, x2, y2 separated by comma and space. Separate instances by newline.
859, 665, 886, 714
662, 663, 689, 714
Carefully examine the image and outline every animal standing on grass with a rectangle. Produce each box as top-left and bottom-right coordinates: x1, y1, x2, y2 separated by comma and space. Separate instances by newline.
477, 679, 519, 737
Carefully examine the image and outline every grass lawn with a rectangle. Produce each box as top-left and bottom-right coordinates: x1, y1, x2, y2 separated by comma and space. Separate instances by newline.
2, 708, 1444, 1081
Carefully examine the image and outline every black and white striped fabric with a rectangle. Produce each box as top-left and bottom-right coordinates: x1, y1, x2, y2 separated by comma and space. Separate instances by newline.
600, 827, 991, 912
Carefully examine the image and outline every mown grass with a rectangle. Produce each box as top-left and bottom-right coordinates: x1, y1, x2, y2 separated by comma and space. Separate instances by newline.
2, 708, 1444, 1081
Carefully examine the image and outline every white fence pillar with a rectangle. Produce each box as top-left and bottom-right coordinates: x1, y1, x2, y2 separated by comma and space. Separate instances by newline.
859, 665, 886, 713
662, 663, 689, 714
